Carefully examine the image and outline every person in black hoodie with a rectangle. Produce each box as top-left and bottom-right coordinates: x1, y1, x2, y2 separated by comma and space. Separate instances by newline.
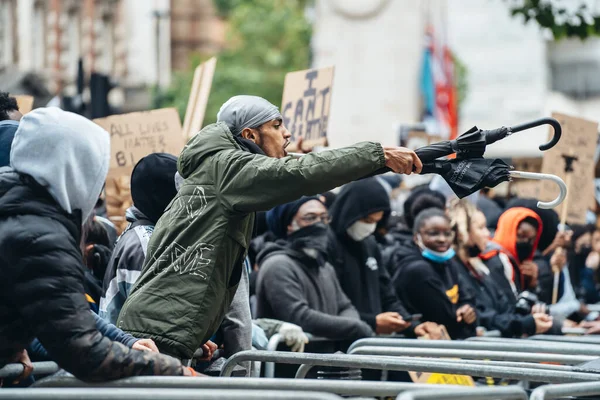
328, 178, 443, 338
448, 199, 553, 338
256, 196, 374, 341
393, 207, 477, 339
0, 108, 193, 383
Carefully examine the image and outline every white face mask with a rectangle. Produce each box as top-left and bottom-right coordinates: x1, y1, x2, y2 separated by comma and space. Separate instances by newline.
346, 221, 377, 242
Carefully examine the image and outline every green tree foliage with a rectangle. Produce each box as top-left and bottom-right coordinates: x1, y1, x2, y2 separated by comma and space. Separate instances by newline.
507, 0, 600, 40
153, 0, 312, 126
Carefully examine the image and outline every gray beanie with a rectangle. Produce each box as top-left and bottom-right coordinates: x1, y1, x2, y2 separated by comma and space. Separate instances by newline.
217, 95, 282, 136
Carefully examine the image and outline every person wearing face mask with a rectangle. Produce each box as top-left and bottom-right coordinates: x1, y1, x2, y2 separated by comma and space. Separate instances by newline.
328, 179, 444, 339
392, 208, 477, 339
567, 225, 598, 304
448, 200, 553, 338
480, 207, 543, 303
256, 197, 374, 342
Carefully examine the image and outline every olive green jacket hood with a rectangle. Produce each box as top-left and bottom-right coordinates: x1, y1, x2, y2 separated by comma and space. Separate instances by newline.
117, 122, 386, 358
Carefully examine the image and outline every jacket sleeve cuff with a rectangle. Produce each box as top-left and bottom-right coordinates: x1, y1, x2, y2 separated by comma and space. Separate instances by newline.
123, 335, 139, 348
360, 312, 378, 330
373, 143, 386, 168
521, 315, 536, 336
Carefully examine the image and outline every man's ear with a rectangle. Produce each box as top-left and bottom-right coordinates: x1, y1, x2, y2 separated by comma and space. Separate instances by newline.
241, 127, 258, 143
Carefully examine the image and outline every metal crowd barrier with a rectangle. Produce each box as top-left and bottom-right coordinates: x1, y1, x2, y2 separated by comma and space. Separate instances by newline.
529, 334, 600, 344
0, 362, 59, 379
347, 338, 600, 356
0, 388, 342, 399
530, 381, 600, 399
397, 386, 528, 400
34, 375, 463, 398
220, 351, 600, 383
348, 346, 594, 365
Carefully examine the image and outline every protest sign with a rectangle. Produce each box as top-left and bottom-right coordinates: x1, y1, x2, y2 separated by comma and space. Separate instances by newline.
94, 107, 185, 177
281, 66, 334, 150
182, 57, 217, 139
540, 112, 598, 224
13, 95, 34, 114
95, 108, 185, 233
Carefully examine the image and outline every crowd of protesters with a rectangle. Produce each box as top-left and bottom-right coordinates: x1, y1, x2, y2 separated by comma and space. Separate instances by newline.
1, 91, 600, 386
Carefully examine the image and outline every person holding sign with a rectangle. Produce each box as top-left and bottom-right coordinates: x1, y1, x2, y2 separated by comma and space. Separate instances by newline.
0, 108, 198, 382
117, 95, 423, 359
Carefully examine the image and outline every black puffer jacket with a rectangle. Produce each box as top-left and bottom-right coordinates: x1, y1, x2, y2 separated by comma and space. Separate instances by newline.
0, 170, 183, 381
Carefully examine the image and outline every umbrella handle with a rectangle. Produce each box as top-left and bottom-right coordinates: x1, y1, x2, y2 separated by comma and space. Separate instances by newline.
509, 170, 567, 209
508, 118, 562, 151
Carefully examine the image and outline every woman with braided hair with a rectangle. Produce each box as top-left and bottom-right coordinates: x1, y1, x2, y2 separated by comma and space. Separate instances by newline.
448, 199, 553, 338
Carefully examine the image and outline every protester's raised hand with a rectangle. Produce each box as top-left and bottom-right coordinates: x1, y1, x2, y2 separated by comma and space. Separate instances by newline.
456, 305, 476, 324
375, 312, 411, 334
383, 146, 423, 175
533, 313, 553, 334
132, 338, 159, 353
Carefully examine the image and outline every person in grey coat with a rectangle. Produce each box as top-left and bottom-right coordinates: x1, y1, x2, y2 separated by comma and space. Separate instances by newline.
99, 153, 178, 324
256, 197, 374, 341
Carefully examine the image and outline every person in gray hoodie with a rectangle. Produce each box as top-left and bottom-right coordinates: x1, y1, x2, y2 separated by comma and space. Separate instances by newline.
0, 107, 193, 382
99, 153, 178, 324
256, 196, 374, 341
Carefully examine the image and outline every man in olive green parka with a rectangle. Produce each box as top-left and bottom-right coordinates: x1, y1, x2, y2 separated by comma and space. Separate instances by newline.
117, 96, 422, 358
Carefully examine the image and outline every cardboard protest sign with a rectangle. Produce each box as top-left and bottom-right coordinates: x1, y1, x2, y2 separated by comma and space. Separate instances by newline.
95, 108, 186, 233
182, 57, 217, 139
13, 95, 34, 114
408, 326, 475, 386
281, 66, 334, 150
540, 113, 598, 224
94, 108, 185, 177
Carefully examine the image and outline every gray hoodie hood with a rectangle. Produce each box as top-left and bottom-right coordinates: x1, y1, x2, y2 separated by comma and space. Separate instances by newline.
10, 107, 110, 220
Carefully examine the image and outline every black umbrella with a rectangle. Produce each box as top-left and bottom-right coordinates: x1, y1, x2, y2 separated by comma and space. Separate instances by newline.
421, 158, 511, 198
414, 118, 562, 163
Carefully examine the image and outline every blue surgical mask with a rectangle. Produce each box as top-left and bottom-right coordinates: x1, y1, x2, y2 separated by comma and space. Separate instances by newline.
417, 235, 456, 263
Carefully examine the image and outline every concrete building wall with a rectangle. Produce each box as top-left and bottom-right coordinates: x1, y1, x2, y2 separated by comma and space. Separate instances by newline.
312, 0, 437, 149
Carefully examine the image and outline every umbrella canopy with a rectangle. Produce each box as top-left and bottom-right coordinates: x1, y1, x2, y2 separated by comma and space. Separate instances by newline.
420, 158, 511, 198
415, 126, 508, 162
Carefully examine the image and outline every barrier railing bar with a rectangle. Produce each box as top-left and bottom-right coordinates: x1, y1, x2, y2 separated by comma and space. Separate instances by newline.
34, 376, 463, 397
347, 338, 600, 356
397, 386, 528, 400
0, 388, 343, 400
529, 334, 600, 344
264, 333, 281, 378
349, 346, 592, 365
0, 362, 59, 379
530, 381, 600, 400
219, 351, 600, 383
294, 356, 573, 379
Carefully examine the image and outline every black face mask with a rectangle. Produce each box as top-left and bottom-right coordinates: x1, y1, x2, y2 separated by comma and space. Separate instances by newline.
466, 244, 482, 258
516, 241, 534, 262
288, 223, 329, 265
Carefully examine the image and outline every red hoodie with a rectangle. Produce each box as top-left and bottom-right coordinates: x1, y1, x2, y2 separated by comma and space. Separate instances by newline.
481, 207, 542, 289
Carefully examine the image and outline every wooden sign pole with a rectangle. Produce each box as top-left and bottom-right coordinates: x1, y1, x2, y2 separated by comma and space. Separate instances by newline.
552, 154, 577, 304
